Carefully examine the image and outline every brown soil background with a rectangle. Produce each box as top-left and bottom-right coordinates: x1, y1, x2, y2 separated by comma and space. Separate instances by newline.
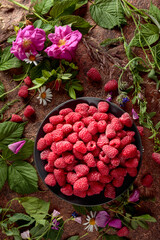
0, 0, 160, 239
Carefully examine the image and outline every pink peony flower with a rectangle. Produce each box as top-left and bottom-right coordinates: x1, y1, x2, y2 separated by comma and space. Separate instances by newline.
45, 25, 82, 61
11, 25, 46, 61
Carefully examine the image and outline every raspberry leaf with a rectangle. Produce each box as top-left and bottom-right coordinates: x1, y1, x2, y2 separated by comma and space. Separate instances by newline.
0, 80, 5, 101
0, 158, 8, 190
0, 46, 21, 71
8, 161, 38, 194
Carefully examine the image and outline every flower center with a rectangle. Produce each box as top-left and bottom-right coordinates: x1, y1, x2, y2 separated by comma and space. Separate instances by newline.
89, 218, 95, 225
22, 38, 32, 49
58, 39, 66, 47
29, 55, 36, 61
41, 92, 46, 99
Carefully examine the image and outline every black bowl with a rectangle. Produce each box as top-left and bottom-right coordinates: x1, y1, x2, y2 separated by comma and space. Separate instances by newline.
34, 97, 142, 206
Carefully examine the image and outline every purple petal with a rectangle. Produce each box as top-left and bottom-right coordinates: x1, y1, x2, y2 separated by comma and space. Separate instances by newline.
132, 108, 139, 120
108, 219, 122, 229
129, 189, 140, 202
74, 217, 82, 224
8, 140, 26, 154
95, 211, 111, 228
21, 230, 30, 239
52, 209, 60, 218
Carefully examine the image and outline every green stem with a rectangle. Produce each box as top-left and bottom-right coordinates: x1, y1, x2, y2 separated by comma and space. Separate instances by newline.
80, 232, 89, 239
0, 80, 23, 99
55, 217, 73, 240
122, 0, 147, 17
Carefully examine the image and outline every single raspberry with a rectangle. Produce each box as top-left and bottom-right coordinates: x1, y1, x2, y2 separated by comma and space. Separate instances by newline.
44, 173, 56, 187
60, 184, 73, 196
52, 129, 64, 142
49, 115, 64, 125
87, 171, 101, 182
111, 158, 120, 167
97, 161, 109, 175
74, 164, 89, 177
109, 137, 121, 149
65, 112, 81, 124
99, 175, 113, 184
89, 181, 104, 194
56, 123, 64, 129
43, 123, 54, 133
137, 126, 144, 136
108, 113, 116, 121
62, 124, 73, 135
82, 116, 95, 126
67, 172, 78, 185
67, 132, 78, 143
18, 85, 29, 98
56, 141, 73, 155
93, 112, 108, 121
87, 68, 101, 82
87, 121, 98, 135
23, 105, 35, 118
79, 128, 92, 143
74, 189, 87, 198
127, 167, 137, 177
24, 76, 32, 86
66, 160, 78, 171
54, 157, 67, 168
111, 168, 127, 178
97, 134, 109, 148
104, 79, 118, 92
50, 142, 56, 152
152, 152, 160, 165
62, 152, 75, 164
44, 164, 54, 172
105, 124, 116, 139
102, 145, 119, 159
73, 177, 89, 191
120, 136, 133, 149
59, 108, 73, 116
99, 151, 110, 163
141, 174, 153, 187
73, 141, 87, 154
104, 184, 116, 199
11, 114, 23, 122
119, 113, 133, 127
125, 158, 139, 168
118, 153, 126, 167
92, 147, 101, 157
37, 138, 47, 151
40, 149, 51, 160
86, 141, 97, 151
87, 188, 95, 196
83, 153, 96, 167
126, 131, 135, 137
112, 176, 124, 187
111, 118, 123, 131
121, 144, 137, 159
117, 227, 129, 237
88, 106, 98, 115
48, 152, 57, 166
117, 130, 127, 139
73, 121, 84, 132
54, 169, 66, 186
97, 120, 107, 133
44, 133, 53, 146
75, 103, 89, 113
98, 101, 109, 113
73, 149, 84, 160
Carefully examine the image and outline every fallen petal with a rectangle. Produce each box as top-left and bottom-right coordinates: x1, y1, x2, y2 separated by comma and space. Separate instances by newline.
8, 140, 26, 154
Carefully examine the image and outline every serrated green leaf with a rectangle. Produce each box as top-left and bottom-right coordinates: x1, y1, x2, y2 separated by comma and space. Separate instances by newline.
0, 46, 12, 63
42, 69, 52, 78
134, 214, 157, 222
90, 0, 126, 29
9, 213, 33, 223
5, 228, 21, 238
7, 35, 16, 43
149, 2, 160, 25
69, 86, 76, 99
0, 158, 8, 190
13, 73, 28, 81
8, 161, 38, 194
72, 83, 83, 91
30, 59, 51, 80
33, 19, 43, 28
131, 220, 138, 229
137, 220, 149, 229
33, 0, 53, 15
0, 57, 21, 71
50, 0, 77, 19
0, 80, 5, 101
75, 0, 87, 10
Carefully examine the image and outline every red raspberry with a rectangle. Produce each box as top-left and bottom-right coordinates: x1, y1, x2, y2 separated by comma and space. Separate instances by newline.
92, 134, 99, 142
108, 113, 116, 121
74, 189, 87, 198
52, 129, 64, 142
112, 176, 124, 187
99, 175, 113, 184
111, 168, 127, 178
23, 105, 35, 118
54, 169, 66, 186
141, 174, 153, 187
43, 123, 54, 133
104, 184, 116, 199
87, 188, 95, 196
73, 177, 89, 191
89, 181, 104, 194
73, 121, 84, 132
121, 144, 137, 159
137, 126, 144, 136
87, 121, 98, 135
125, 158, 139, 168
73, 141, 87, 154
75, 103, 89, 113
37, 138, 47, 151
67, 132, 78, 143
104, 79, 118, 92
24, 76, 32, 86
105, 124, 116, 139
49, 115, 64, 125
87, 68, 101, 82
60, 184, 73, 196
93, 112, 108, 121
40, 149, 51, 160
102, 145, 118, 159
74, 164, 89, 177
97, 134, 109, 148
98, 101, 109, 113
56, 123, 63, 129
92, 147, 101, 157
62, 152, 75, 164
56, 141, 73, 155
127, 167, 137, 177
65, 112, 81, 124
97, 120, 107, 133
117, 130, 127, 139
109, 137, 121, 149
79, 128, 92, 143
54, 157, 67, 168
44, 173, 56, 187
119, 113, 133, 127
82, 116, 95, 126
97, 161, 109, 175
88, 106, 98, 115
126, 131, 135, 137
111, 118, 123, 131
44, 164, 54, 172
117, 227, 129, 237
48, 152, 57, 166
11, 114, 23, 122
18, 85, 28, 98
50, 142, 56, 152
120, 136, 133, 149
86, 141, 97, 151
87, 171, 101, 182
99, 151, 110, 163
66, 160, 78, 171
111, 158, 120, 167
83, 153, 96, 167
62, 124, 73, 135
44, 133, 53, 146
67, 172, 78, 185
73, 149, 84, 160
59, 108, 73, 116
152, 152, 160, 165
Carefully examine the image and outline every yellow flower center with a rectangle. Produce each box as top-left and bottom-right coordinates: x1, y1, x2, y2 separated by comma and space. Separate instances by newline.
41, 92, 46, 99
58, 39, 66, 47
29, 55, 36, 61
89, 218, 95, 225
22, 39, 32, 49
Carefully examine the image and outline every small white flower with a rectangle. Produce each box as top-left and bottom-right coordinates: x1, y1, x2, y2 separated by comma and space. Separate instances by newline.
37, 86, 53, 106
24, 52, 42, 66
83, 211, 98, 232
21, 230, 30, 239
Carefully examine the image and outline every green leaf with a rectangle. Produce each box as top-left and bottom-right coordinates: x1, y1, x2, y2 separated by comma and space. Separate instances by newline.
0, 46, 12, 63
7, 35, 16, 43
50, 0, 77, 19
131, 220, 138, 229
137, 220, 149, 229
2, 139, 34, 161
8, 161, 38, 194
60, 15, 92, 34
75, 0, 87, 10
13, 73, 28, 81
148, 112, 156, 119
100, 37, 123, 47
69, 86, 76, 99
90, 0, 126, 29
0, 122, 25, 150
33, 19, 43, 28
67, 236, 80, 240
5, 228, 21, 238
0, 80, 5, 101
72, 205, 87, 215
72, 83, 83, 91
30, 59, 51, 80
19, 197, 50, 225
0, 158, 8, 190
155, 121, 160, 130
149, 2, 160, 25
9, 213, 33, 223
33, 0, 53, 15
0, 46, 21, 71
30, 223, 51, 238
135, 214, 157, 222
103, 234, 127, 240
130, 23, 159, 47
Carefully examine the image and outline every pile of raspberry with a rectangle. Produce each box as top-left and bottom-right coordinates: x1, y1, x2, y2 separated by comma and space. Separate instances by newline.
37, 102, 140, 199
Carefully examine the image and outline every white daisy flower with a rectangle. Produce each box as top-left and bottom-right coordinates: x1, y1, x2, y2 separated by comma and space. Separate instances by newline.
24, 52, 42, 66
83, 211, 98, 232
37, 86, 53, 106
